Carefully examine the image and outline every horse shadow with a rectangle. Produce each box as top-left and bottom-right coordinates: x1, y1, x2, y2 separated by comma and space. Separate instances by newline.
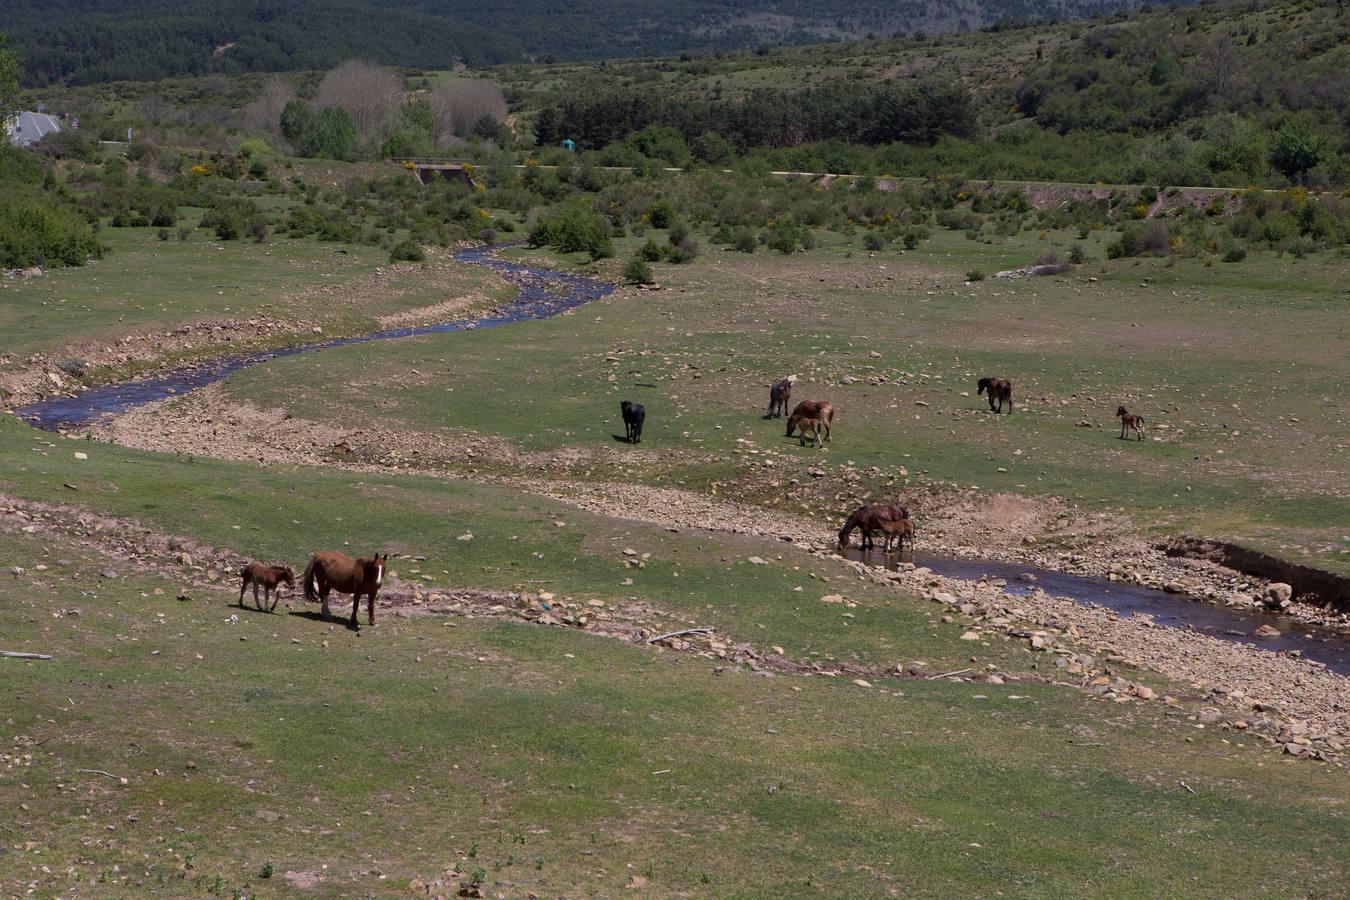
611, 433, 637, 444
288, 608, 363, 631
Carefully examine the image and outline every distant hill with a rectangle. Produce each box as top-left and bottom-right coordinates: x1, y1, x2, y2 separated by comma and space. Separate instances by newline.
3, 0, 1188, 85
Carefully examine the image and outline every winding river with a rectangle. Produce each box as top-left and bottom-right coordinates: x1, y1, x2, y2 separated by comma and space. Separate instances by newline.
14, 245, 1350, 673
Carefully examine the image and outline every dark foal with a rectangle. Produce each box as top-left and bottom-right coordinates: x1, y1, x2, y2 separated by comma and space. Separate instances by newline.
238, 563, 294, 612
620, 400, 645, 444
977, 377, 1013, 413
302, 551, 388, 629
1116, 405, 1145, 441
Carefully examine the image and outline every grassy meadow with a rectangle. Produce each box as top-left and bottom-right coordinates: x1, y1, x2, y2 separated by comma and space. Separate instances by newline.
195, 224, 1350, 573
2, 427, 1348, 897
2, 155, 1348, 896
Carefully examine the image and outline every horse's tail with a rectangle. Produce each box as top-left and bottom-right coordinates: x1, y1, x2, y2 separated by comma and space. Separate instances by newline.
302, 556, 320, 601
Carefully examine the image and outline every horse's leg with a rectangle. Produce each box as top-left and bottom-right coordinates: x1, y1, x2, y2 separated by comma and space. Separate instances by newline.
253, 582, 262, 610
320, 584, 330, 619
350, 592, 361, 630
368, 591, 377, 626
238, 578, 248, 607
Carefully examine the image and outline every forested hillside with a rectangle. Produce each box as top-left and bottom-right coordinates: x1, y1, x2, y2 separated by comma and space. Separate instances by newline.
5, 0, 1182, 84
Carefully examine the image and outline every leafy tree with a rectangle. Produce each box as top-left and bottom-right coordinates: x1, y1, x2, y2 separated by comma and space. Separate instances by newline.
280, 100, 358, 161
0, 33, 19, 129
528, 200, 612, 260
1269, 115, 1330, 182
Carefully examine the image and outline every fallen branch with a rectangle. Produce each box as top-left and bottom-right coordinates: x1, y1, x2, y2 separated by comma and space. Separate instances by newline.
76, 769, 123, 780
646, 627, 713, 645
927, 668, 972, 680
1180, 781, 1197, 795
2, 650, 52, 660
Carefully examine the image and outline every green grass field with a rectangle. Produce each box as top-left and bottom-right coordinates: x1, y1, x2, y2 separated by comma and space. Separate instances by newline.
207, 225, 1349, 573
3, 427, 1348, 897
3, 182, 1349, 896
0, 222, 507, 386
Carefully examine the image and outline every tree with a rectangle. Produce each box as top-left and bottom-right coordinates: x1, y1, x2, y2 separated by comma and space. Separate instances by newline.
280, 100, 357, 160
429, 79, 506, 145
0, 33, 20, 130
314, 59, 403, 139
242, 76, 295, 138
1270, 115, 1330, 182
1199, 33, 1241, 101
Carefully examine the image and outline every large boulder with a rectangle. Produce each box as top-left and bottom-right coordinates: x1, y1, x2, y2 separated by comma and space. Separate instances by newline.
1263, 583, 1293, 609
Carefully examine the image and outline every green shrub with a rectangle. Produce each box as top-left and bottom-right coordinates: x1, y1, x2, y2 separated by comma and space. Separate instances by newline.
623, 255, 654, 284
863, 231, 885, 251
389, 240, 426, 262
665, 237, 699, 263
200, 198, 266, 242
528, 200, 613, 260
733, 227, 756, 253
1222, 246, 1247, 263
966, 269, 985, 281
640, 239, 665, 261
0, 187, 104, 268
767, 216, 807, 254
667, 219, 690, 245
648, 200, 676, 229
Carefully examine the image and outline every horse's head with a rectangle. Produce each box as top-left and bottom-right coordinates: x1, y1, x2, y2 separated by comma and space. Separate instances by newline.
1116, 405, 1128, 417
785, 414, 799, 437
977, 377, 991, 395
280, 567, 295, 586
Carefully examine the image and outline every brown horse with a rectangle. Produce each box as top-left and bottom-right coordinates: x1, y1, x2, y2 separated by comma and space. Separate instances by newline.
302, 551, 389, 629
880, 515, 915, 552
1116, 405, 1145, 441
786, 400, 835, 443
838, 503, 907, 551
796, 415, 828, 448
977, 377, 1013, 414
238, 563, 294, 612
765, 378, 794, 418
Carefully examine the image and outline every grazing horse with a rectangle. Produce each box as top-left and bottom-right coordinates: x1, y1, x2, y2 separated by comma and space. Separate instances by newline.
302, 551, 388, 629
238, 563, 294, 611
766, 378, 794, 418
977, 377, 1013, 414
880, 515, 915, 552
620, 400, 645, 444
786, 400, 835, 443
1116, 405, 1145, 441
838, 503, 907, 551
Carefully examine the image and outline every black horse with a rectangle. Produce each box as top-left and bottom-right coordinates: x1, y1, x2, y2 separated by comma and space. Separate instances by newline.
620, 400, 645, 444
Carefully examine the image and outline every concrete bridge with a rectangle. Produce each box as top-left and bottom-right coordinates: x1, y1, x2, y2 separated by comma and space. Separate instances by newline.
392, 158, 481, 188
